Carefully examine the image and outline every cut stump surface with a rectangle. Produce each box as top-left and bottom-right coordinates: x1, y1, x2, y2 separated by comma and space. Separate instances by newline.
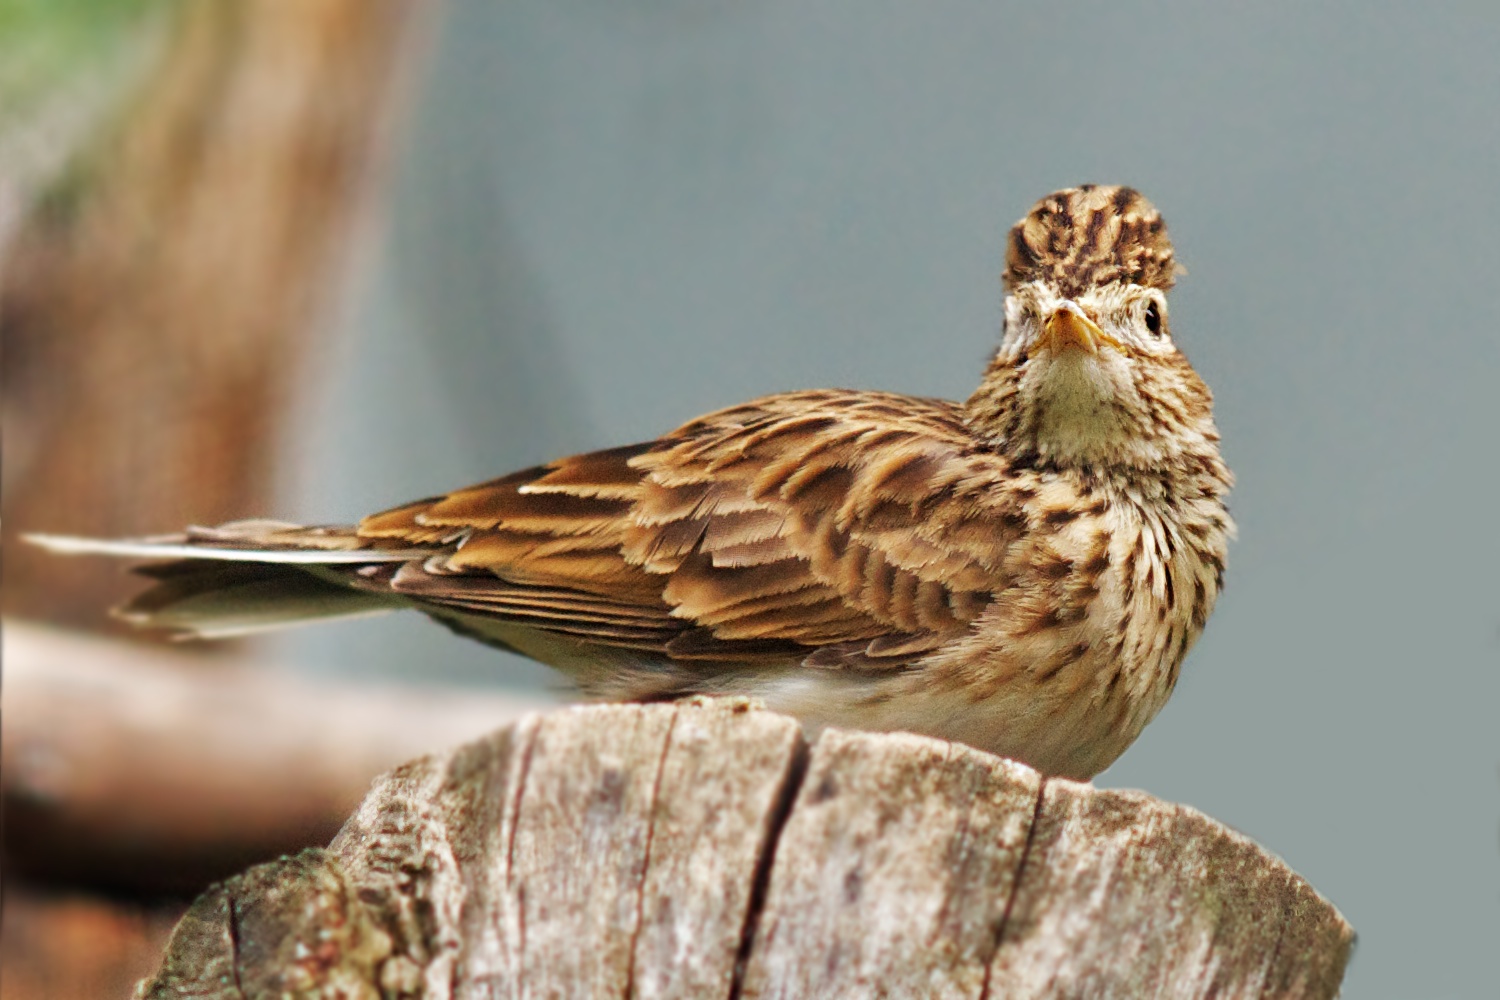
138, 701, 1353, 999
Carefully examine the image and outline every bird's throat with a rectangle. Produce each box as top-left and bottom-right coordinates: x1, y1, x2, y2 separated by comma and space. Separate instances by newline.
1024, 352, 1133, 465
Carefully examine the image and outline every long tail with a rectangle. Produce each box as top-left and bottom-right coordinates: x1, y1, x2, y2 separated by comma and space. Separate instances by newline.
26, 520, 426, 639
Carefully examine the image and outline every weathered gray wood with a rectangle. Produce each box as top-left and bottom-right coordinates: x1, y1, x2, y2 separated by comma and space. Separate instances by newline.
738, 729, 1039, 999
326, 700, 807, 999
629, 700, 805, 999
508, 705, 677, 994
134, 702, 1354, 999
984, 779, 1353, 999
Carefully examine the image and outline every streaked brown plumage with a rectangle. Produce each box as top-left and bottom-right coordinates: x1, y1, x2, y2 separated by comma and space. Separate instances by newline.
31, 185, 1232, 779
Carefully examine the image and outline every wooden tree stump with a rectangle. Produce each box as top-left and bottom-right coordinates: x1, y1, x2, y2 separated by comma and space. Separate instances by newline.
136, 701, 1353, 999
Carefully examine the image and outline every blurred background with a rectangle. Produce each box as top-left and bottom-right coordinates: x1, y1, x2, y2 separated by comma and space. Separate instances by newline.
3, 2, 1497, 996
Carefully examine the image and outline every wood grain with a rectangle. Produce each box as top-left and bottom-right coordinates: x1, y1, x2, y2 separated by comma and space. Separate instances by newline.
135, 703, 1354, 999
738, 729, 1039, 999
985, 779, 1353, 999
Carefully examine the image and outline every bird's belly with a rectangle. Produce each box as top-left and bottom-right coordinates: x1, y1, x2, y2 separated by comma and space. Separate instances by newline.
432, 577, 1190, 780
729, 654, 1145, 781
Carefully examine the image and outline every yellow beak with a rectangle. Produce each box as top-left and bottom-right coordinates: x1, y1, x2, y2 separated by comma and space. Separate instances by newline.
1037, 305, 1121, 355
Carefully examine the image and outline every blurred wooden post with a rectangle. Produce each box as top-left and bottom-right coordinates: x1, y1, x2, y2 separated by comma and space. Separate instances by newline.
139, 702, 1354, 999
0, 0, 421, 631
1, 622, 551, 894
0, 6, 425, 1000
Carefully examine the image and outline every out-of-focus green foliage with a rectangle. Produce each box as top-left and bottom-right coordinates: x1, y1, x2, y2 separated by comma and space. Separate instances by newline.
0, 0, 176, 121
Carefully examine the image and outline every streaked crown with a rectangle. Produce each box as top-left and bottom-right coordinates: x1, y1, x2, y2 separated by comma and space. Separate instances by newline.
1004, 185, 1180, 298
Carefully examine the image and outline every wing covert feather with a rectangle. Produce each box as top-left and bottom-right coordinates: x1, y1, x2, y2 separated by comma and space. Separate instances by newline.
355, 390, 1031, 667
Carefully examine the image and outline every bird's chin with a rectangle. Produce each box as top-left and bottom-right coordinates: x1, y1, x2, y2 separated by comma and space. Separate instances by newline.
1027, 346, 1125, 406
1020, 349, 1137, 464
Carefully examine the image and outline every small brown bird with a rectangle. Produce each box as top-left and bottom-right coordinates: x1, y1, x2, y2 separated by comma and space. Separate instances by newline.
32, 185, 1232, 780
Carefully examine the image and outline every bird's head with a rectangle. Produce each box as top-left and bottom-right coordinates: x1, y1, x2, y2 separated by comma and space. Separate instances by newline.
965, 185, 1220, 476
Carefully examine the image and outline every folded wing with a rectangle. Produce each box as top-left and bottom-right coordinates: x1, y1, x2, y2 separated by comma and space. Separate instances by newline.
358, 390, 1030, 672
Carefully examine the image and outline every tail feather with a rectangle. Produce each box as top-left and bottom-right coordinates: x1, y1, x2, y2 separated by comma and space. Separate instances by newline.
23, 525, 413, 638
26, 522, 423, 565
119, 559, 399, 638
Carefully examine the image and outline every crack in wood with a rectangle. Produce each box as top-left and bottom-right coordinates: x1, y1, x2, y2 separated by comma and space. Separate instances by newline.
132, 705, 1354, 999
727, 734, 809, 1000
624, 706, 682, 995
225, 889, 246, 999
981, 774, 1049, 1000
1258, 896, 1293, 999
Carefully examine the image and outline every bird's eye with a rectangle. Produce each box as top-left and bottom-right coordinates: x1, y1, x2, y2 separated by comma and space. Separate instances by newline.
1143, 301, 1163, 338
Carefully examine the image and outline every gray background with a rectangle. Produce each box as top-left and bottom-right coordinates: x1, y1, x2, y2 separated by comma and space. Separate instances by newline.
279, 3, 1500, 995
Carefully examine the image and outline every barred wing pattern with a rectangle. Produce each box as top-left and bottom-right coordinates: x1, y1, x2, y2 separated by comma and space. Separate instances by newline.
356, 390, 1031, 675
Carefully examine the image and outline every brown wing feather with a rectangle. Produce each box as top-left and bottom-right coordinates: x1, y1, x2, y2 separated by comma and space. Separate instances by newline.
355, 390, 1030, 670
